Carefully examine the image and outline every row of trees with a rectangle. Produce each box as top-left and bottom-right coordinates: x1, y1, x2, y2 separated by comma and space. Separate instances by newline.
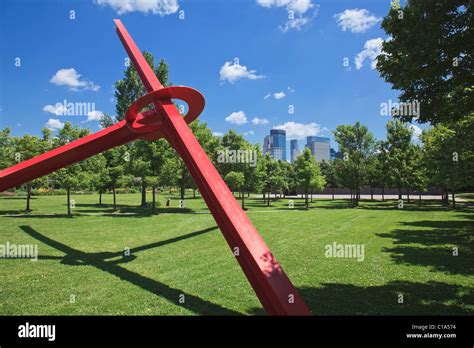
1, 114, 471, 213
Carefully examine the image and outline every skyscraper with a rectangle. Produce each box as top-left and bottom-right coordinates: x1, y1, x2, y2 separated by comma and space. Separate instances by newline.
305, 136, 330, 162
290, 139, 299, 163
263, 135, 271, 155
269, 129, 286, 161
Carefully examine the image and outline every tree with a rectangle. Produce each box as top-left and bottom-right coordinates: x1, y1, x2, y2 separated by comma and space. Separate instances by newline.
14, 134, 47, 210
320, 160, 340, 200
377, 0, 473, 124
115, 53, 171, 207
108, 165, 124, 211
224, 171, 245, 208
293, 148, 326, 209
385, 120, 417, 200
421, 114, 474, 208
334, 122, 375, 206
115, 54, 170, 120
375, 141, 392, 202
0, 128, 15, 171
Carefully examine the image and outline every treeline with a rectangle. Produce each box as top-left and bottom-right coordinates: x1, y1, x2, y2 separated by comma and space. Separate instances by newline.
1, 114, 472, 214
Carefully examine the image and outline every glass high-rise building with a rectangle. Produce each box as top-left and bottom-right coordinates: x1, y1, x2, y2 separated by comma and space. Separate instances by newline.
290, 139, 299, 163
305, 136, 330, 162
269, 129, 286, 161
263, 135, 271, 155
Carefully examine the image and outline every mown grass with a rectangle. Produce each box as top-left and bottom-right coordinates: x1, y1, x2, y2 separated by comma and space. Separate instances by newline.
0, 192, 473, 315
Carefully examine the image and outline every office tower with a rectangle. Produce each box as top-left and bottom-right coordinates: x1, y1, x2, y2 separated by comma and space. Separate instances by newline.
305, 136, 330, 162
290, 139, 299, 163
263, 135, 271, 155
270, 129, 286, 161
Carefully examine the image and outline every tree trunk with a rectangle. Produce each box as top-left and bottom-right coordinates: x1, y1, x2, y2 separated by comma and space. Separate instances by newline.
67, 188, 71, 216
99, 192, 102, 205
370, 187, 373, 201
406, 188, 410, 203
141, 182, 147, 207
241, 191, 245, 210
444, 188, 449, 205
332, 187, 335, 200
305, 190, 309, 209
152, 186, 156, 213
247, 192, 250, 198
451, 191, 456, 209
419, 193, 421, 204
267, 192, 270, 206
382, 186, 385, 202
113, 187, 116, 211
310, 189, 313, 203
398, 187, 402, 200
180, 184, 185, 201
26, 184, 31, 211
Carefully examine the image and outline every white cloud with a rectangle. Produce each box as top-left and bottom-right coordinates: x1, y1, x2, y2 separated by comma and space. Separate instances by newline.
287, 86, 295, 93
257, 0, 318, 32
219, 61, 264, 84
354, 38, 383, 70
274, 121, 321, 139
334, 9, 381, 33
244, 130, 255, 136
43, 104, 65, 116
257, 0, 313, 14
86, 110, 104, 122
409, 124, 422, 139
225, 111, 248, 125
94, 0, 179, 16
50, 68, 100, 91
251, 117, 270, 125
45, 118, 64, 130
264, 93, 271, 99
274, 91, 286, 99
279, 15, 311, 32
213, 132, 223, 137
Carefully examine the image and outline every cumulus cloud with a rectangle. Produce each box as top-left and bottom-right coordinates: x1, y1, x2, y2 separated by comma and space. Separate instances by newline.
219, 61, 264, 84
225, 111, 248, 125
50, 68, 100, 91
43, 104, 65, 116
334, 8, 381, 33
257, 0, 319, 32
86, 110, 104, 122
251, 117, 269, 125
94, 0, 179, 16
274, 121, 321, 139
45, 118, 64, 130
273, 91, 286, 99
354, 38, 383, 70
257, 0, 313, 14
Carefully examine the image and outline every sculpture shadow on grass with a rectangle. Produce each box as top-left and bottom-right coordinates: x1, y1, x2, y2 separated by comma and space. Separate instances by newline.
377, 218, 474, 275
18, 225, 241, 315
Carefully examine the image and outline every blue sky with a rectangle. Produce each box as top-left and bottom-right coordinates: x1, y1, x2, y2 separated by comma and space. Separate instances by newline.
0, 0, 421, 153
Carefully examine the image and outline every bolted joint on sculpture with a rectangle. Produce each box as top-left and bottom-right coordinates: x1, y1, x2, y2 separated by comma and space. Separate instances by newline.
0, 20, 311, 316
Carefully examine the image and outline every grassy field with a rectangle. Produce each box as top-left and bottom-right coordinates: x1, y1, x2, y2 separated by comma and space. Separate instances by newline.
0, 192, 473, 315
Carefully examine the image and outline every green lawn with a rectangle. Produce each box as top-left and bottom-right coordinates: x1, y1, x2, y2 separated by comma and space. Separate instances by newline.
0, 192, 473, 315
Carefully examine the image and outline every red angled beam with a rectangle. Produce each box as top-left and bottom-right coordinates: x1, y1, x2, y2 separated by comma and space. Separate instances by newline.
0, 19, 311, 315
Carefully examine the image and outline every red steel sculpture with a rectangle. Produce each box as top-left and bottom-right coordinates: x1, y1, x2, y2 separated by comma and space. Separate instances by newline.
0, 20, 311, 315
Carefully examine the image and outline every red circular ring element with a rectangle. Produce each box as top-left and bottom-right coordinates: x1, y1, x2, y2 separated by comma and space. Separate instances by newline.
126, 86, 205, 133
